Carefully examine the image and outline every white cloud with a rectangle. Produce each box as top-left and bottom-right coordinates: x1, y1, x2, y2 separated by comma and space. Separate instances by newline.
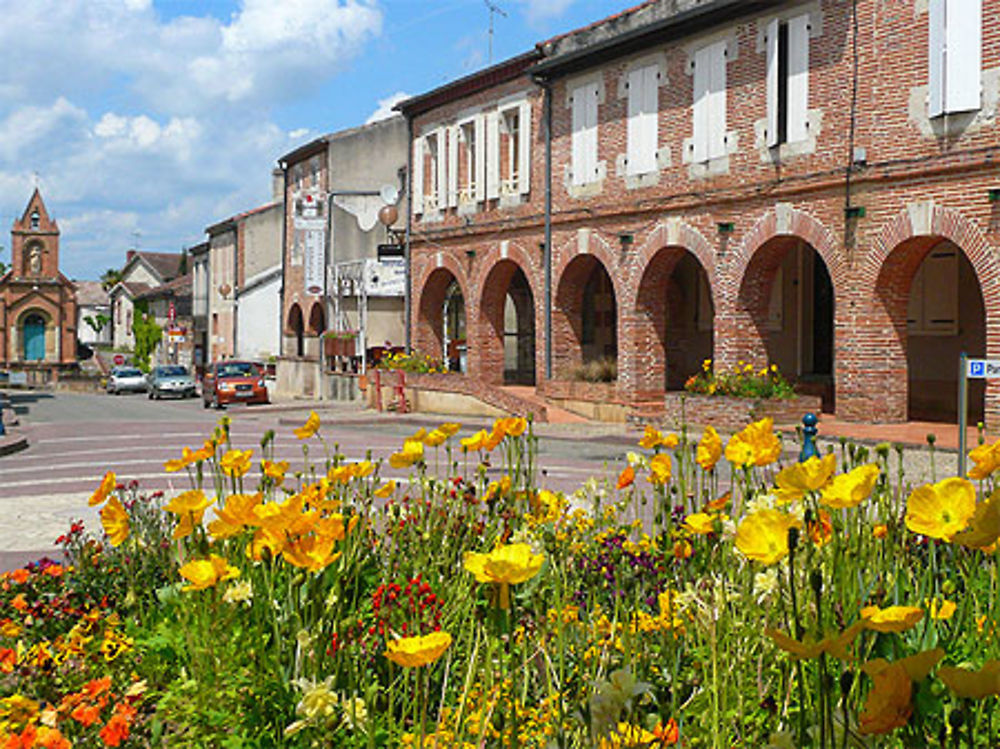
0, 0, 385, 278
365, 92, 408, 124
521, 0, 575, 25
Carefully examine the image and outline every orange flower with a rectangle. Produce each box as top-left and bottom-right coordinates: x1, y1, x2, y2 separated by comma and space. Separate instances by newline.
88, 471, 116, 506
11, 593, 28, 612
42, 564, 63, 578
616, 465, 635, 489
99, 704, 135, 747
70, 701, 103, 727
0, 647, 15, 673
873, 524, 888, 539
652, 718, 679, 745
9, 569, 29, 585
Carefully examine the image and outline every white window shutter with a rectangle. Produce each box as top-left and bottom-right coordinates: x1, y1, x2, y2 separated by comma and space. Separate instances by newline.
765, 18, 780, 148
486, 112, 500, 200
412, 137, 424, 214
928, 0, 946, 117
585, 83, 599, 181
692, 47, 710, 163
788, 14, 810, 142
518, 100, 531, 194
446, 126, 458, 208
945, 0, 982, 113
626, 67, 643, 175
640, 65, 659, 173
571, 87, 586, 185
707, 41, 727, 160
474, 114, 486, 201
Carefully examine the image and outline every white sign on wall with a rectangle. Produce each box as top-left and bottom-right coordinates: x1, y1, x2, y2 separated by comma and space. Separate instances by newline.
365, 258, 405, 297
301, 220, 326, 296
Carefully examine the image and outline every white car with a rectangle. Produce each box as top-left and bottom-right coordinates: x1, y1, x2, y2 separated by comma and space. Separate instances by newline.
106, 366, 147, 395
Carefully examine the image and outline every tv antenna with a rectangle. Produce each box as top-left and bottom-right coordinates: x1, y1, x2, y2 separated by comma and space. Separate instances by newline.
484, 0, 507, 65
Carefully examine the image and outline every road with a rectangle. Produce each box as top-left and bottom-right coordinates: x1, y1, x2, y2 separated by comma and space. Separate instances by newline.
0, 390, 638, 568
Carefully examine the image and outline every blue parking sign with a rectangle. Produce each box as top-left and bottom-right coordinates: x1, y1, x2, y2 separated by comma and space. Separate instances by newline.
970, 360, 986, 378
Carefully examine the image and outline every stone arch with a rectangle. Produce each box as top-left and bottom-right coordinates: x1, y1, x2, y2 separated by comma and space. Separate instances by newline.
16, 307, 52, 362
307, 301, 325, 336
553, 252, 619, 380
627, 219, 718, 304
414, 263, 469, 371
286, 303, 304, 357
848, 203, 1000, 425
475, 257, 539, 386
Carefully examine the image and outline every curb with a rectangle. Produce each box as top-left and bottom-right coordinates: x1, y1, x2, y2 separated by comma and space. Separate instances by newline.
0, 431, 28, 457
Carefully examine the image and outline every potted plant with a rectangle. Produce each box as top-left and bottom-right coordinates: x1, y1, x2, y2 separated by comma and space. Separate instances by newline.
323, 330, 358, 358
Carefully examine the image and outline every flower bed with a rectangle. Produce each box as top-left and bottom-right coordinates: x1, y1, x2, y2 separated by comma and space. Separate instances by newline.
2, 413, 999, 747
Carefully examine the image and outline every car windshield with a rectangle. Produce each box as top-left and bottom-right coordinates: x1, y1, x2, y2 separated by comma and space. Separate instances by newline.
117, 368, 142, 377
156, 366, 188, 377
217, 362, 257, 378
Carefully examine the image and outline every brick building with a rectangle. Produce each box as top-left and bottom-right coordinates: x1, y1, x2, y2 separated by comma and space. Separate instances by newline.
0, 190, 78, 383
402, 0, 1000, 428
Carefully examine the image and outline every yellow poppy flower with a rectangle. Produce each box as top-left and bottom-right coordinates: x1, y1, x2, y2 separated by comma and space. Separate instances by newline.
374, 480, 397, 498
423, 428, 449, 447
100, 496, 129, 547
178, 554, 240, 591
220, 448, 253, 478
389, 439, 424, 468
262, 459, 289, 483
283, 536, 342, 573
647, 453, 672, 485
925, 597, 957, 621
209, 492, 262, 540
683, 512, 717, 536
967, 440, 1000, 480
952, 490, 1000, 550
598, 723, 659, 749
384, 631, 452, 668
164, 489, 212, 519
766, 621, 864, 661
937, 661, 1000, 699
438, 422, 461, 436
293, 411, 320, 439
460, 429, 488, 451
483, 424, 505, 451
464, 543, 544, 609
496, 416, 527, 437
735, 509, 801, 565
725, 418, 781, 467
775, 453, 837, 500
860, 605, 924, 633
821, 464, 880, 509
696, 426, 722, 471
905, 477, 976, 541
857, 661, 912, 735
638, 425, 667, 449
88, 471, 116, 506
164, 447, 200, 472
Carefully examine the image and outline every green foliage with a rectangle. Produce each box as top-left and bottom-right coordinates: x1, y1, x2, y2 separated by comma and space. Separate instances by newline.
568, 356, 618, 383
132, 300, 162, 372
376, 349, 443, 373
685, 358, 796, 399
83, 313, 110, 336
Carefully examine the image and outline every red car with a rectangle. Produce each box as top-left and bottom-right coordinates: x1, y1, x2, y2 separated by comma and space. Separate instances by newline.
202, 360, 270, 409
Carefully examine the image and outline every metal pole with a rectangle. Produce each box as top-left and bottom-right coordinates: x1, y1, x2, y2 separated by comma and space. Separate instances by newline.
958, 352, 968, 477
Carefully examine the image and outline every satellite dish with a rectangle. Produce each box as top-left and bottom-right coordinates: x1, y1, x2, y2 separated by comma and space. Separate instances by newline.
380, 184, 399, 205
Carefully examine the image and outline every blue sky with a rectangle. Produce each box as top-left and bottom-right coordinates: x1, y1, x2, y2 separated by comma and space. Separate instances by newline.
0, 0, 626, 280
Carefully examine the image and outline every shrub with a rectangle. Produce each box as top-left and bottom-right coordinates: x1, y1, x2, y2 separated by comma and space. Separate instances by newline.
568, 356, 617, 383
685, 358, 795, 399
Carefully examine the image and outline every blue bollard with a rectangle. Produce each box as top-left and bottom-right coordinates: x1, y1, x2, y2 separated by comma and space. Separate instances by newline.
799, 412, 818, 462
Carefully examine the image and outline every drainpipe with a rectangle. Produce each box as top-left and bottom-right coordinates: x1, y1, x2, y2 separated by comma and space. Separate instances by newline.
278, 161, 288, 360
404, 114, 414, 353
540, 77, 554, 381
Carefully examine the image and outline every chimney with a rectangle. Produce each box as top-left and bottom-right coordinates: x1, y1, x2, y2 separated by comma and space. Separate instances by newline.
272, 168, 285, 202
127, 249, 136, 262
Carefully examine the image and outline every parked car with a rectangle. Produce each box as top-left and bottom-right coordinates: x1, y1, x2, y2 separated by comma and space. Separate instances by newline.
202, 360, 270, 409
106, 367, 147, 395
147, 365, 197, 400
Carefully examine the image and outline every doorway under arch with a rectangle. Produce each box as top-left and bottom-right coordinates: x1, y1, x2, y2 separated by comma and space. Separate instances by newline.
554, 255, 617, 379
22, 312, 46, 361
287, 304, 304, 357
478, 260, 536, 385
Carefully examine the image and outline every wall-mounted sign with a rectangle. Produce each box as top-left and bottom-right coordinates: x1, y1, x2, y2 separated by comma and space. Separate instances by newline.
302, 222, 326, 296
365, 258, 405, 297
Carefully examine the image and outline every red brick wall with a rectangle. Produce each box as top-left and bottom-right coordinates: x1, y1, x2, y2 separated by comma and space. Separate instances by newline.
408, 0, 1000, 429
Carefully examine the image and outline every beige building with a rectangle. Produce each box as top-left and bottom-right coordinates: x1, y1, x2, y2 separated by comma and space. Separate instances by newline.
108, 251, 186, 351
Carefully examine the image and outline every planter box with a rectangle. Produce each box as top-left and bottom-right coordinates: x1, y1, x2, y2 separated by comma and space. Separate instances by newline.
659, 392, 823, 433
324, 336, 356, 358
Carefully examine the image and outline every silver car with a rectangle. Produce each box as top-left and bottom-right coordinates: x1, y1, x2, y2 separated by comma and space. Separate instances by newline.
147, 365, 197, 399
106, 366, 147, 395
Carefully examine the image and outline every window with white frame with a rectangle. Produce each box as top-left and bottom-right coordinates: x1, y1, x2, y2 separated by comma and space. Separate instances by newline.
690, 40, 728, 163
502, 108, 520, 193
457, 117, 485, 204
571, 82, 600, 185
928, 0, 982, 117
413, 130, 445, 214
765, 14, 810, 147
488, 100, 531, 199
626, 64, 659, 176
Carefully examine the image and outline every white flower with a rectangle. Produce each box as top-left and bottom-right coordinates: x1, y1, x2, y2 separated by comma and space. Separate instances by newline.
222, 579, 253, 605
753, 569, 780, 604
341, 696, 368, 730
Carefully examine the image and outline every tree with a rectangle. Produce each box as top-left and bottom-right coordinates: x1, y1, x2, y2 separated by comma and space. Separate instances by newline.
101, 268, 123, 291
84, 313, 110, 337
132, 301, 162, 372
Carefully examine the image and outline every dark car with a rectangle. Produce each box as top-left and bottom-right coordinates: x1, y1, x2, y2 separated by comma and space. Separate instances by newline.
202, 360, 270, 409
147, 365, 197, 399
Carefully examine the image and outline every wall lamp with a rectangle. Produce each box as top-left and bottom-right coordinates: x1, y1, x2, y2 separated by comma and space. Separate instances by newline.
989, 188, 1000, 203
845, 206, 866, 219
717, 222, 735, 234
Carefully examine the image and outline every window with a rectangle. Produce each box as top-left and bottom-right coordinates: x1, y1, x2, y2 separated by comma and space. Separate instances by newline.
928, 0, 982, 117
626, 64, 659, 175
502, 109, 519, 194
30, 211, 40, 230
414, 130, 446, 214
457, 117, 485, 204
765, 15, 810, 147
691, 40, 728, 163
571, 82, 600, 186
488, 101, 531, 199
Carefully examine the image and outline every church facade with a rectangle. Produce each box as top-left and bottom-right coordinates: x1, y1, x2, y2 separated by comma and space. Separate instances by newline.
0, 190, 78, 383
